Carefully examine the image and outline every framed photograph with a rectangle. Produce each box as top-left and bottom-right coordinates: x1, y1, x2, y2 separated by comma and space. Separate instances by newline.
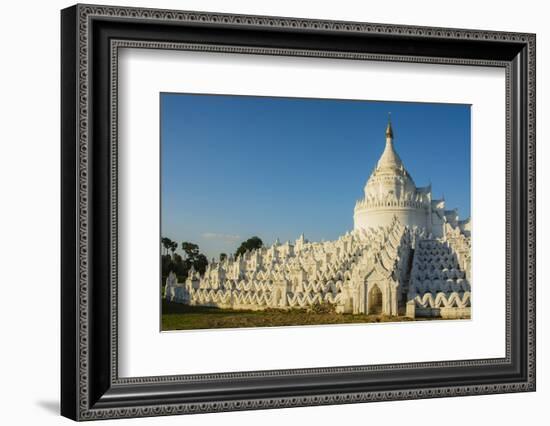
61, 4, 536, 421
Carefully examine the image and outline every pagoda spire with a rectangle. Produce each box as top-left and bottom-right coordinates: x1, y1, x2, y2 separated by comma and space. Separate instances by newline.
375, 114, 405, 172
385, 112, 394, 139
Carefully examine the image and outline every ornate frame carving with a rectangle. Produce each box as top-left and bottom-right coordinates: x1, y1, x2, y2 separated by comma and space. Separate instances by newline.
61, 4, 535, 421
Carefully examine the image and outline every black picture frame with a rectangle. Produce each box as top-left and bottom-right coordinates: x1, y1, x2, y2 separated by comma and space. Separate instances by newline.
61, 4, 536, 421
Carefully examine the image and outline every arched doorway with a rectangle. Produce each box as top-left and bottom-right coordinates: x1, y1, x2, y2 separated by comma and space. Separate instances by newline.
368, 284, 383, 314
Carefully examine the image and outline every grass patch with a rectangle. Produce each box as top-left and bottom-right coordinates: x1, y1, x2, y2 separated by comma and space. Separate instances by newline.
161, 300, 420, 331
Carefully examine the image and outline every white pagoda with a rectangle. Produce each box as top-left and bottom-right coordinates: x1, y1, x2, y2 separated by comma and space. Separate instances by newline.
165, 119, 471, 319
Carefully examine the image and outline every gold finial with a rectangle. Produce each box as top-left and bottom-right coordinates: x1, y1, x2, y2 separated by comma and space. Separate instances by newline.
385, 112, 393, 138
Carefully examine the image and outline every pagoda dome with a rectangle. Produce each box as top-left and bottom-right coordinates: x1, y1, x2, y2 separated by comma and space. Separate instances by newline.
364, 119, 416, 201
354, 116, 430, 233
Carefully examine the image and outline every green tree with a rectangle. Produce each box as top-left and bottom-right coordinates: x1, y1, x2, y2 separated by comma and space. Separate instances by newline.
161, 237, 173, 255
161, 253, 174, 283
161, 239, 210, 281
235, 236, 263, 258
169, 241, 178, 256
194, 254, 208, 275
181, 241, 209, 275
181, 242, 200, 261
171, 253, 187, 280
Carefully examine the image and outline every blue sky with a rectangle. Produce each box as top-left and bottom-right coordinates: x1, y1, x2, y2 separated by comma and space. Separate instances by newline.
161, 93, 471, 259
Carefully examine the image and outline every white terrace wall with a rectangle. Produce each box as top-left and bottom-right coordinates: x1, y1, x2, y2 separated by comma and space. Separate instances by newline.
166, 217, 418, 315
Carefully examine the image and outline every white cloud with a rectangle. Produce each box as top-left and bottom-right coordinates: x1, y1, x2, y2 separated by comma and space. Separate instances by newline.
201, 232, 242, 242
